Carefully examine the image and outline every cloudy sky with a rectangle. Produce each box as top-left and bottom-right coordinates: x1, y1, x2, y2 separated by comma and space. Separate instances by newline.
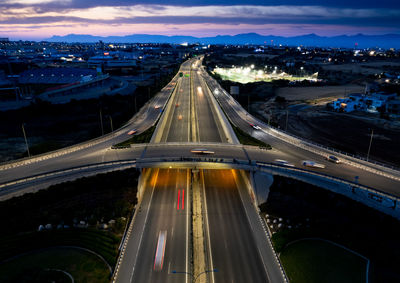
1, 0, 400, 40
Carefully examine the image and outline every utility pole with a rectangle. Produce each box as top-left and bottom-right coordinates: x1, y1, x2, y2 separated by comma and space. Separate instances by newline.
99, 109, 104, 136
21, 123, 30, 157
367, 128, 374, 162
109, 116, 114, 132
268, 110, 272, 126
285, 110, 289, 131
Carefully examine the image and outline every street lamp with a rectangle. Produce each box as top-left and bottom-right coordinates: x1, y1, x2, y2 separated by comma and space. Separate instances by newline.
367, 128, 374, 162
171, 268, 218, 283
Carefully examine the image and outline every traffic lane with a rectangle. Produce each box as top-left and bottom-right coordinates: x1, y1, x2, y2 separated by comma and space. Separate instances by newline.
192, 73, 223, 143
131, 169, 188, 283
0, 79, 173, 182
203, 169, 269, 283
3, 140, 398, 197
198, 72, 230, 143
142, 144, 248, 160
244, 134, 400, 194
218, 96, 400, 194
166, 76, 191, 142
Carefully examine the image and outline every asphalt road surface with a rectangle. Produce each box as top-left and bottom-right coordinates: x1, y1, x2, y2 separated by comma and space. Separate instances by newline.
127, 168, 190, 283
202, 169, 270, 283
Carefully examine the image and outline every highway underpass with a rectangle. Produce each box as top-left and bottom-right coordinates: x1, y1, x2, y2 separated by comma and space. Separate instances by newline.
114, 57, 283, 283
1, 56, 399, 283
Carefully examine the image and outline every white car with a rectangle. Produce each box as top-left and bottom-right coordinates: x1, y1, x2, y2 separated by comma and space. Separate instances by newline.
250, 123, 261, 130
302, 160, 326, 169
190, 148, 215, 154
274, 159, 295, 167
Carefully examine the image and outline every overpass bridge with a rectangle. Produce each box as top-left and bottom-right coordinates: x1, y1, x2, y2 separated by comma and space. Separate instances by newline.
2, 153, 399, 219
1, 56, 399, 283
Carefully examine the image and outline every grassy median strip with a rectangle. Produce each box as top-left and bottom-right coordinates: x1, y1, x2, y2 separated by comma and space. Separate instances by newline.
231, 124, 272, 149
113, 125, 156, 148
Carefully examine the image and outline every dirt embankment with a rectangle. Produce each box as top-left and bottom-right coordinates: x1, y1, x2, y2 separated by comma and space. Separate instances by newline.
253, 84, 400, 167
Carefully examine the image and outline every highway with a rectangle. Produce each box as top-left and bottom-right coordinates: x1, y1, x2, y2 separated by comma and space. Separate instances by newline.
0, 56, 399, 283
1, 58, 399, 196
127, 168, 190, 283
202, 169, 271, 282
116, 57, 278, 282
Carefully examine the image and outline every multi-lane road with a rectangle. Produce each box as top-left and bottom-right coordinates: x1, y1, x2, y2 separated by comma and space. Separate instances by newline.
0, 56, 399, 282
115, 57, 281, 282
128, 168, 190, 283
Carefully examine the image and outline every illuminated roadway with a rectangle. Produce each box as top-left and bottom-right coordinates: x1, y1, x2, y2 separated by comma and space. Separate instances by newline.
0, 56, 399, 282
116, 58, 278, 282
0, 58, 398, 196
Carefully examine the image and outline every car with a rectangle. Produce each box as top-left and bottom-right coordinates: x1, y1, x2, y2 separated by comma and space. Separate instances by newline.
154, 105, 160, 109
127, 129, 137, 135
326, 155, 340, 163
302, 160, 325, 168
190, 148, 215, 154
249, 123, 261, 130
176, 103, 180, 107
178, 115, 183, 120
274, 159, 295, 167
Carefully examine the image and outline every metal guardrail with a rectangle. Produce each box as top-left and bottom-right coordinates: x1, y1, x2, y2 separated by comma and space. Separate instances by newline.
0, 73, 181, 172
1, 156, 398, 281
3, 157, 396, 201
0, 160, 137, 189
201, 69, 400, 181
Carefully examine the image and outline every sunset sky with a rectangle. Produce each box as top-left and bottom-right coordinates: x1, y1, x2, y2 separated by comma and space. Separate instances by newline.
1, 0, 400, 40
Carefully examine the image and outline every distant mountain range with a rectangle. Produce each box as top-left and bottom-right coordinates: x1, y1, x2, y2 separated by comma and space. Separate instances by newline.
46, 33, 400, 49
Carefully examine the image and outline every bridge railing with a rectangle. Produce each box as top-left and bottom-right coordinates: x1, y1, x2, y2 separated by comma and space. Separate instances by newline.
201, 69, 400, 180
2, 157, 399, 218
0, 73, 181, 172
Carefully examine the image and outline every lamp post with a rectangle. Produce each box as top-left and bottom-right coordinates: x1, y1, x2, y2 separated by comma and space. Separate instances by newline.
21, 123, 30, 157
171, 268, 218, 283
366, 128, 374, 162
109, 115, 114, 132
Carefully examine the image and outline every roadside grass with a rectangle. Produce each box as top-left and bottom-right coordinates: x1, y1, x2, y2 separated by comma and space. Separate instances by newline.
0, 229, 119, 266
0, 247, 110, 283
0, 169, 140, 281
113, 125, 156, 148
232, 124, 271, 149
280, 239, 367, 283
21, 141, 64, 157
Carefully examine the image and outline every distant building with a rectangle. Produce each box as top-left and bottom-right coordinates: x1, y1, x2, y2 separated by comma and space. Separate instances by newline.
88, 52, 137, 68
365, 92, 396, 112
331, 93, 365, 112
19, 68, 97, 85
330, 92, 397, 113
0, 38, 9, 42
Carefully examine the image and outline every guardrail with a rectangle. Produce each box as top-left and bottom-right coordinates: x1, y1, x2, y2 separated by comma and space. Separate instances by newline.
0, 72, 181, 172
0, 160, 137, 190
2, 156, 398, 217
201, 69, 400, 181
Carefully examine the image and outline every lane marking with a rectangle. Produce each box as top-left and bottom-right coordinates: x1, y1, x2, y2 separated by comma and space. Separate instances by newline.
201, 170, 215, 283
129, 168, 159, 282
177, 189, 180, 210
186, 169, 190, 283
182, 189, 185, 210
